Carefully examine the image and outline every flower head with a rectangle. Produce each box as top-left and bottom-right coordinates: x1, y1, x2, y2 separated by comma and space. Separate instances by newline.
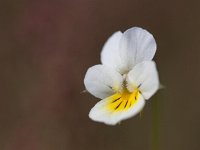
84, 27, 160, 125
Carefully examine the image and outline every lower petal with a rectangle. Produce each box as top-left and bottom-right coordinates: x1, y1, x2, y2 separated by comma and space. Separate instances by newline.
89, 90, 145, 125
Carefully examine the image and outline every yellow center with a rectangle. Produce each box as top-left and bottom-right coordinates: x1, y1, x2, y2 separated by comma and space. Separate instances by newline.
106, 88, 140, 112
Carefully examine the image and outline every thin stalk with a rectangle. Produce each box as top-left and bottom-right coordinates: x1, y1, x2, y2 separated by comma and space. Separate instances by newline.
151, 94, 160, 150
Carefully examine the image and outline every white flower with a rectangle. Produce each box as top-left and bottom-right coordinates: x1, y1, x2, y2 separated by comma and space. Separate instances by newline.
84, 27, 160, 125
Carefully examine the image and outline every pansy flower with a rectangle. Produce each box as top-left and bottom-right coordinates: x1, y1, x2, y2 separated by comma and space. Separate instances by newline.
84, 27, 160, 125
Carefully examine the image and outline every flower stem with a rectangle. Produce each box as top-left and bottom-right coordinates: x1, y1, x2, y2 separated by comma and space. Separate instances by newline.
151, 94, 160, 150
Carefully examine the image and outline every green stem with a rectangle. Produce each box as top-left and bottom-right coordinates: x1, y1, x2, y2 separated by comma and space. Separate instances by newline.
151, 94, 160, 150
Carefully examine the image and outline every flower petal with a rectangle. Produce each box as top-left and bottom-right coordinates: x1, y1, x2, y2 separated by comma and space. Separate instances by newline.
127, 61, 159, 100
101, 27, 157, 74
100, 31, 126, 73
89, 92, 145, 125
119, 27, 157, 71
84, 65, 123, 99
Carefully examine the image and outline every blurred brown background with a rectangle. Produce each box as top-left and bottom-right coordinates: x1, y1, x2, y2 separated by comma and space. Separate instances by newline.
0, 0, 200, 150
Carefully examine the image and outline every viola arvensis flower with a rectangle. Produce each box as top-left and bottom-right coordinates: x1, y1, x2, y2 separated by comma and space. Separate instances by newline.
84, 27, 160, 125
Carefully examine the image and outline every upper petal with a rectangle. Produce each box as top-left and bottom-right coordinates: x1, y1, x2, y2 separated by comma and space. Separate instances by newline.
100, 31, 126, 73
100, 27, 157, 74
119, 27, 157, 71
126, 61, 159, 100
84, 65, 123, 99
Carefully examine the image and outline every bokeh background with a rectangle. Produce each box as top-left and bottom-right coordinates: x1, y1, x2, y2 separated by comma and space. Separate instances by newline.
0, 0, 200, 150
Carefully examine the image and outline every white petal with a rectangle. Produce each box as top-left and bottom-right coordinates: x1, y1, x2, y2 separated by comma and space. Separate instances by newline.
84, 65, 123, 99
100, 27, 157, 74
89, 94, 145, 125
119, 27, 157, 71
100, 31, 126, 73
127, 61, 159, 100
